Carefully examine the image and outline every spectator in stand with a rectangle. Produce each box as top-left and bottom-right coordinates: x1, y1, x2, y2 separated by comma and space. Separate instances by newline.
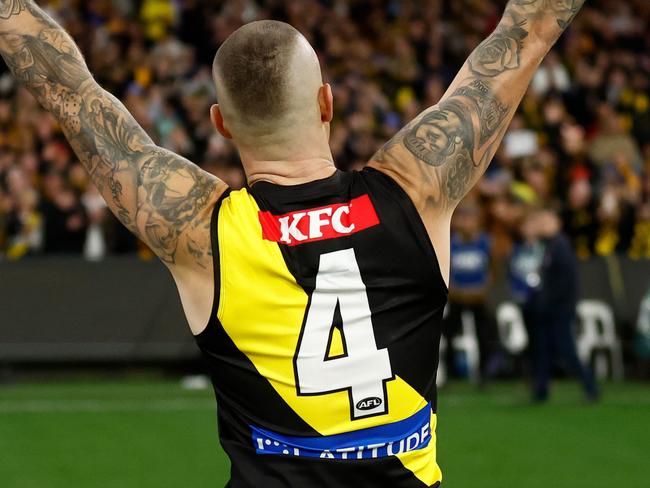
444, 199, 502, 383
589, 104, 643, 171
0, 0, 648, 260
40, 171, 87, 255
509, 209, 545, 329
4, 187, 42, 259
594, 186, 635, 256
562, 178, 597, 259
629, 203, 650, 259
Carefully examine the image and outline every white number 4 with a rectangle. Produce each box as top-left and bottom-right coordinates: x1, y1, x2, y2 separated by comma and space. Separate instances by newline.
295, 249, 394, 420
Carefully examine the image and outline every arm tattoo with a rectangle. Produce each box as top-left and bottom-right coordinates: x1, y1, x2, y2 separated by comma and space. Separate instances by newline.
512, 0, 586, 29
403, 78, 509, 168
454, 79, 509, 146
468, 14, 528, 78
0, 1, 218, 266
372, 0, 585, 210
139, 150, 216, 264
374, 80, 509, 210
0, 0, 26, 19
397, 80, 509, 206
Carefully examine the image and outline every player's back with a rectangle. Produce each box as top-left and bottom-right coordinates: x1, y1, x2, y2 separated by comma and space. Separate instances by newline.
195, 168, 447, 487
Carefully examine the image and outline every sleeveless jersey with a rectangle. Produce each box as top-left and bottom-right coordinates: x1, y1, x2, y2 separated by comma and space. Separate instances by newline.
195, 168, 448, 488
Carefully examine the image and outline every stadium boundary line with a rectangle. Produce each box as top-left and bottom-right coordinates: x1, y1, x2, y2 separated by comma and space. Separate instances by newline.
1, 393, 649, 414
0, 399, 216, 414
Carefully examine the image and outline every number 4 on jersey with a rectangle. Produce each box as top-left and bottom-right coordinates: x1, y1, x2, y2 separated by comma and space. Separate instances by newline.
294, 249, 394, 420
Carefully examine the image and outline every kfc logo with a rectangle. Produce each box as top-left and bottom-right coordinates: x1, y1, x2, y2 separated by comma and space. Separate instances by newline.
258, 195, 380, 246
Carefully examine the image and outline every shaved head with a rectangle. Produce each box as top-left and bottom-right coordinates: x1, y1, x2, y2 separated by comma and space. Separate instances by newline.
213, 20, 326, 144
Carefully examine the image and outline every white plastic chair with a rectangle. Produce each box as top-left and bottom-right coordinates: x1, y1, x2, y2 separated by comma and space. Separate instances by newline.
437, 335, 447, 387
450, 310, 481, 383
637, 293, 650, 337
496, 302, 529, 355
576, 300, 624, 381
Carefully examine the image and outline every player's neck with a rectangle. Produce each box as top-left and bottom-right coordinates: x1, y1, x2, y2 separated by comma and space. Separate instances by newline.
245, 157, 337, 187
237, 128, 338, 186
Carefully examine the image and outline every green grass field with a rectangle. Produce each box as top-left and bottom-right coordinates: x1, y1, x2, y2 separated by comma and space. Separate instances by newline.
1, 379, 648, 488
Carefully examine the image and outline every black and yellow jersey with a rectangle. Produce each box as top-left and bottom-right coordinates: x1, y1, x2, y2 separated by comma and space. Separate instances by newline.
195, 167, 448, 487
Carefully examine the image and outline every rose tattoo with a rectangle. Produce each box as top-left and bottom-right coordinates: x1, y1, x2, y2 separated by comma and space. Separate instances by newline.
468, 22, 529, 77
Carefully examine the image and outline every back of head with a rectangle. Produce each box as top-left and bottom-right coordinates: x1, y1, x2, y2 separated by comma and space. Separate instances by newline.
213, 20, 324, 145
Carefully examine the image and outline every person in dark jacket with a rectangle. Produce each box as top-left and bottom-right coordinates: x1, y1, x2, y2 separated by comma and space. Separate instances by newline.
528, 208, 599, 402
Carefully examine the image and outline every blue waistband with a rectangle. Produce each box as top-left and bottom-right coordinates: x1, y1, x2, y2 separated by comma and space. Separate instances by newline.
251, 403, 432, 460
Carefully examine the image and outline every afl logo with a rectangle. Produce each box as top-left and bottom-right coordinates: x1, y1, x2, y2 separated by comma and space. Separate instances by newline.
356, 397, 383, 411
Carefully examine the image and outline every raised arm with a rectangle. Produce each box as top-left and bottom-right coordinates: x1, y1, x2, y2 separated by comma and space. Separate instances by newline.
0, 1, 226, 269
369, 0, 586, 218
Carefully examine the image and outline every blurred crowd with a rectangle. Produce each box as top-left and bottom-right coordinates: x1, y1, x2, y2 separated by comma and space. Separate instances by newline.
0, 0, 649, 261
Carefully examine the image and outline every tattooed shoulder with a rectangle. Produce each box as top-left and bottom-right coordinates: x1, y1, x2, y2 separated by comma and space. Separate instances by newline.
0, 1, 221, 268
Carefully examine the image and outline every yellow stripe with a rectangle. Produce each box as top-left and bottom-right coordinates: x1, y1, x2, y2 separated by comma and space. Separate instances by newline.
218, 189, 441, 485
396, 412, 443, 485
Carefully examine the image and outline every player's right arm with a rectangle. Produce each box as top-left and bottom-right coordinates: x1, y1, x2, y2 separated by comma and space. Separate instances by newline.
0, 1, 227, 272
368, 0, 586, 278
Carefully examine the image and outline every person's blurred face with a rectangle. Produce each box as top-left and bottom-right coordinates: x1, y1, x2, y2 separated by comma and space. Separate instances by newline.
538, 211, 561, 237
598, 189, 621, 224
543, 98, 566, 126
568, 180, 592, 210
454, 205, 481, 238
599, 104, 624, 134
19, 152, 39, 174
43, 172, 64, 199
637, 203, 650, 222
521, 209, 560, 240
7, 167, 28, 196
520, 215, 539, 242
0, 100, 11, 123
55, 189, 76, 210
561, 123, 586, 155
18, 189, 38, 213
524, 167, 548, 199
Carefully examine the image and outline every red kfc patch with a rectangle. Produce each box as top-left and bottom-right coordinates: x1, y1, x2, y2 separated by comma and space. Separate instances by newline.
258, 195, 380, 246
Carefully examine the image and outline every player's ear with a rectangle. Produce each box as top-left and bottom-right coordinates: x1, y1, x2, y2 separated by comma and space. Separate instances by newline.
318, 83, 334, 124
211, 104, 233, 139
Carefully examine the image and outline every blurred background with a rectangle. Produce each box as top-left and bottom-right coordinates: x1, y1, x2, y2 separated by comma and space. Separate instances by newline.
0, 1, 649, 487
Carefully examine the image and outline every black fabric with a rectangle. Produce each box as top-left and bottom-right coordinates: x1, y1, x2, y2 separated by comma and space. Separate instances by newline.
528, 231, 598, 401
197, 168, 447, 488
40, 199, 87, 254
532, 233, 578, 320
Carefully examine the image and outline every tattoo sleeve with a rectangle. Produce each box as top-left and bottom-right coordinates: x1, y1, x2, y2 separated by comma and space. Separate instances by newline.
0, 0, 26, 19
372, 0, 586, 212
0, 1, 220, 267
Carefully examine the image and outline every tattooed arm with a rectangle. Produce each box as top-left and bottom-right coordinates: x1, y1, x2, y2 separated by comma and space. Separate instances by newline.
370, 0, 586, 215
368, 0, 585, 281
0, 1, 227, 270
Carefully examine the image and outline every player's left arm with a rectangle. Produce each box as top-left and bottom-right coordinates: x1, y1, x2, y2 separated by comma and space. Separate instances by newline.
369, 0, 587, 219
0, 1, 226, 271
